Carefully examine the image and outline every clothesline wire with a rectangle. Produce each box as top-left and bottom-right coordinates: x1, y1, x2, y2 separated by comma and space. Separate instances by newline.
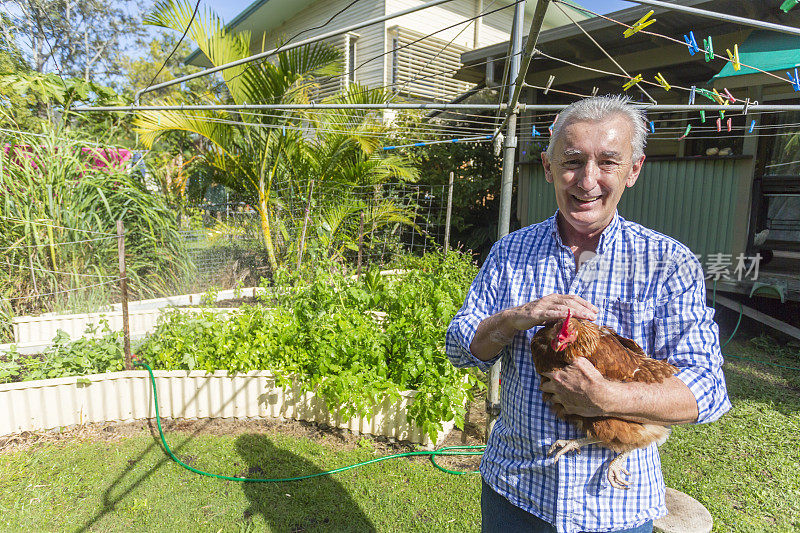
0, 259, 117, 279
0, 235, 116, 253
554, 0, 793, 87
0, 278, 123, 303
0, 215, 117, 236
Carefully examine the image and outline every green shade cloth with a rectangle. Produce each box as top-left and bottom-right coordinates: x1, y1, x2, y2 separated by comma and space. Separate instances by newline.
714, 30, 800, 79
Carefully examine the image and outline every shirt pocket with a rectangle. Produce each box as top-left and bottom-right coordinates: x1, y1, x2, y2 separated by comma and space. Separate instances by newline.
594, 298, 655, 354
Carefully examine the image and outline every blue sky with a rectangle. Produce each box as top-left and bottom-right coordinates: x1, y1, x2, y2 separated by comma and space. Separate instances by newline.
211, 0, 634, 24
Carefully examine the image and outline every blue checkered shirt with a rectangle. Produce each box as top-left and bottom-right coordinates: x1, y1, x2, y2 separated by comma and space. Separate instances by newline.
446, 211, 731, 533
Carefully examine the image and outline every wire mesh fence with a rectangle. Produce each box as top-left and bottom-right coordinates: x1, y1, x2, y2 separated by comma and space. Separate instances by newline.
175, 181, 451, 294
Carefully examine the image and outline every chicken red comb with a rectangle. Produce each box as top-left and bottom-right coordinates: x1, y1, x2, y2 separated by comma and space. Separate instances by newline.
558, 309, 571, 338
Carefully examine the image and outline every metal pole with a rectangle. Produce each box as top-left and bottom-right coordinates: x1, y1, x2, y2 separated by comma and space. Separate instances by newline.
444, 171, 454, 255
621, 0, 800, 37
117, 220, 132, 370
494, 0, 553, 139
28, 254, 38, 296
487, 0, 528, 439
297, 180, 315, 269
357, 211, 365, 279
74, 101, 800, 114
73, 103, 511, 113
134, 0, 461, 103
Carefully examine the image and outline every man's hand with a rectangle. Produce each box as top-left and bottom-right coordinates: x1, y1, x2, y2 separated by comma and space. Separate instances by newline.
540, 357, 610, 417
507, 294, 599, 331
541, 358, 700, 425
469, 294, 598, 361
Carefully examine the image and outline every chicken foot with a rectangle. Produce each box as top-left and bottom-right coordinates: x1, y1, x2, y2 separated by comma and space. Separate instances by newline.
547, 437, 601, 462
607, 451, 632, 490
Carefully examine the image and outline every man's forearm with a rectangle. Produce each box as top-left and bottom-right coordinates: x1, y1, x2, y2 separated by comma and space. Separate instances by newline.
469, 309, 519, 361
604, 376, 699, 425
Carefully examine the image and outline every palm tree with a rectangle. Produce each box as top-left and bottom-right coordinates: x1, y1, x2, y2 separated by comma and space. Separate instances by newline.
283, 84, 421, 264
133, 0, 341, 271
134, 1, 422, 272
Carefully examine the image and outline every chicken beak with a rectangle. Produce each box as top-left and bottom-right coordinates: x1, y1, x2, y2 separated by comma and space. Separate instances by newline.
551, 338, 566, 351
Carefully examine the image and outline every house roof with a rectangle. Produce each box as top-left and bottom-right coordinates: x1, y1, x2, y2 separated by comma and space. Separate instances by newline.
185, 0, 588, 67
186, 0, 317, 66
456, 0, 800, 96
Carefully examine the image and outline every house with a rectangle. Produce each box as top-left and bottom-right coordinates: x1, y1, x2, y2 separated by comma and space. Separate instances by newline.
186, 0, 586, 104
455, 0, 800, 300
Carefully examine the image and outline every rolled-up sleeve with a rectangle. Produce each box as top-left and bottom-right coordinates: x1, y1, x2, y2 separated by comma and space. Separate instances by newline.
653, 252, 732, 424
446, 245, 505, 372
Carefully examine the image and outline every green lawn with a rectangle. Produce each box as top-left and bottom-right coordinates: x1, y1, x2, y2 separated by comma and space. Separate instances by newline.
0, 336, 798, 532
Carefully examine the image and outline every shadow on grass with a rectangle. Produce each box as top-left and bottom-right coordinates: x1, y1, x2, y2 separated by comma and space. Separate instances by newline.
235, 434, 375, 532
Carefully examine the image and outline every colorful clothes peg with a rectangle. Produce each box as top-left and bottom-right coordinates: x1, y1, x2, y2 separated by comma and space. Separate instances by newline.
622, 74, 643, 91
788, 68, 800, 91
723, 88, 736, 103
689, 86, 696, 105
683, 31, 700, 56
726, 44, 741, 71
703, 36, 714, 62
700, 110, 706, 123
544, 75, 555, 95
780, 0, 799, 13
749, 120, 756, 133
654, 72, 671, 91
716, 118, 722, 132
711, 88, 726, 104
623, 10, 656, 38
680, 124, 692, 139
532, 125, 542, 137
727, 118, 732, 132
649, 121, 655, 133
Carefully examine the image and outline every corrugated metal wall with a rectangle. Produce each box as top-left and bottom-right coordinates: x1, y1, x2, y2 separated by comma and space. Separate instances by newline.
517, 157, 754, 260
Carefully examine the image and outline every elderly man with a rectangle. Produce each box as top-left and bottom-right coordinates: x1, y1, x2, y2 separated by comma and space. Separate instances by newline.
446, 96, 730, 533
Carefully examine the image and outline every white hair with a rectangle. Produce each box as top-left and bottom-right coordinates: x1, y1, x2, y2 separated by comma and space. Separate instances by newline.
545, 95, 647, 161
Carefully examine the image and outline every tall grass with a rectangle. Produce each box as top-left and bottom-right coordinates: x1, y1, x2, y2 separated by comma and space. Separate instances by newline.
0, 129, 193, 341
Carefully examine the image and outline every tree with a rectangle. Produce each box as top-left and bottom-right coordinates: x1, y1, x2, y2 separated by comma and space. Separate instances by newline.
5, 0, 147, 83
121, 32, 217, 104
405, 110, 510, 262
133, 0, 419, 273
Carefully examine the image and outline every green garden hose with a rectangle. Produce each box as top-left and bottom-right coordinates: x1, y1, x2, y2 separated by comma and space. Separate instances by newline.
133, 360, 484, 482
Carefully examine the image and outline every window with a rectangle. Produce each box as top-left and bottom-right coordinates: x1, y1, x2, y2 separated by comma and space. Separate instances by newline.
391, 35, 399, 85
348, 34, 357, 85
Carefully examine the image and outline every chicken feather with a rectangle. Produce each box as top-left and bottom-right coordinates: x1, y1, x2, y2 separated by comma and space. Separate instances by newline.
530, 313, 677, 488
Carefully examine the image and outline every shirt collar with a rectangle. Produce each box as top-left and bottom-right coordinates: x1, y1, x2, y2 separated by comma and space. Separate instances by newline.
548, 210, 623, 255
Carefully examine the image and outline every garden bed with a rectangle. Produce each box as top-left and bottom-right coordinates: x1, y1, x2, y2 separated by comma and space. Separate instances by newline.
9, 307, 237, 345
0, 370, 456, 447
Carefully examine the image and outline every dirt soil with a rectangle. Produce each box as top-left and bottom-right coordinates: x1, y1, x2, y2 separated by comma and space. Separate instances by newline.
0, 395, 488, 472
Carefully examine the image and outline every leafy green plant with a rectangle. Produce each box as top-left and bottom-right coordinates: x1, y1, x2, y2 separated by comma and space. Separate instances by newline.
200, 285, 220, 307
0, 321, 125, 384
0, 128, 194, 337
137, 252, 481, 442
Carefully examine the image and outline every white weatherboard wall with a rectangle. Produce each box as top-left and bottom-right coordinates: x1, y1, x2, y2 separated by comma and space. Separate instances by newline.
262, 0, 386, 89
0, 371, 454, 447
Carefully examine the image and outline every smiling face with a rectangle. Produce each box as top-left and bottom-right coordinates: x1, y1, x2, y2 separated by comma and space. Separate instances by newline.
542, 115, 645, 243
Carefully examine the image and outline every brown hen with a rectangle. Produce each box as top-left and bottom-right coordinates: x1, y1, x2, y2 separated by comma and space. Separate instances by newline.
530, 310, 677, 489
